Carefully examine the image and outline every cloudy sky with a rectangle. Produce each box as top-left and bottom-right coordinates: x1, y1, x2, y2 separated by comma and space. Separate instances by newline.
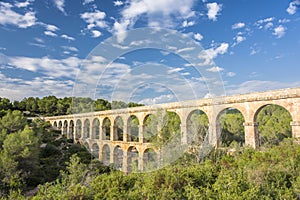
0, 0, 300, 104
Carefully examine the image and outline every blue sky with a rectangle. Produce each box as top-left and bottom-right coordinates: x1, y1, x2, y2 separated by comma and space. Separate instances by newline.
0, 0, 300, 104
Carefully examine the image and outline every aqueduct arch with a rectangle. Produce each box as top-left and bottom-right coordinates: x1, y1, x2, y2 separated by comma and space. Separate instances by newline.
128, 115, 139, 142
83, 119, 90, 139
102, 117, 111, 140
92, 118, 100, 139
45, 87, 300, 172
75, 119, 82, 139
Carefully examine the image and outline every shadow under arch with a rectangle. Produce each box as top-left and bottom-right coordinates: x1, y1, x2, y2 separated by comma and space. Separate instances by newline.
127, 146, 139, 172
75, 119, 82, 139
102, 144, 110, 166
92, 118, 100, 139
69, 120, 74, 140
83, 119, 90, 139
63, 120, 68, 135
91, 143, 99, 159
113, 145, 123, 170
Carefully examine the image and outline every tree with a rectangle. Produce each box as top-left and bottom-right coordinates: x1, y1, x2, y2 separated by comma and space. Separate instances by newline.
38, 96, 58, 115
0, 97, 12, 118
61, 154, 88, 186
0, 126, 39, 190
187, 111, 209, 162
160, 111, 181, 144
0, 97, 12, 111
219, 110, 245, 147
257, 105, 292, 146
128, 102, 144, 107
25, 97, 38, 113
111, 101, 127, 109
143, 114, 158, 143
94, 98, 111, 111
71, 97, 94, 114
0, 110, 27, 134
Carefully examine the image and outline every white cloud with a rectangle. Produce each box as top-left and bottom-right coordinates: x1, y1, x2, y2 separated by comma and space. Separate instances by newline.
235, 35, 246, 44
232, 22, 245, 29
248, 72, 259, 78
182, 20, 195, 27
42, 24, 60, 37
81, 10, 107, 29
287, 0, 300, 15
139, 94, 175, 105
113, 0, 195, 42
226, 72, 236, 77
53, 0, 66, 14
83, 0, 94, 5
206, 66, 224, 72
227, 80, 300, 95
0, 54, 217, 102
256, 17, 274, 24
81, 10, 107, 38
44, 31, 57, 37
46, 24, 59, 32
61, 34, 75, 41
62, 46, 78, 52
0, 2, 37, 28
250, 46, 260, 55
15, 0, 33, 8
264, 22, 273, 29
278, 19, 290, 23
206, 2, 222, 21
7, 55, 80, 79
0, 74, 75, 101
114, 1, 124, 6
194, 33, 203, 41
113, 20, 130, 42
176, 47, 195, 54
91, 30, 102, 38
167, 67, 184, 74
204, 42, 229, 59
273, 25, 286, 38
255, 17, 275, 29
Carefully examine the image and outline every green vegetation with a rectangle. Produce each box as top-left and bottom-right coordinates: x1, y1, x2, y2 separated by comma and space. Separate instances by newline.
0, 108, 110, 198
257, 105, 292, 146
219, 109, 245, 147
0, 96, 297, 199
3, 139, 300, 199
0, 96, 143, 117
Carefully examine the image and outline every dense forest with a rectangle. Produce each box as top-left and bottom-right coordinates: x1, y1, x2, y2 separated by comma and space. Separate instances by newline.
0, 96, 143, 117
0, 96, 298, 199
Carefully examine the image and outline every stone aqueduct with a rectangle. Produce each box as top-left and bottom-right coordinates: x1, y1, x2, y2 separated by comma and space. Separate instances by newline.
45, 87, 300, 172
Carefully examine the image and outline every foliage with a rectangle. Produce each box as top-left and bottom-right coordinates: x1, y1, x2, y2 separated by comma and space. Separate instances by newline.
0, 98, 12, 118
219, 109, 245, 147
7, 96, 143, 116
160, 111, 181, 144
0, 96, 297, 199
0, 126, 39, 191
257, 105, 292, 146
143, 114, 158, 142
0, 110, 27, 134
